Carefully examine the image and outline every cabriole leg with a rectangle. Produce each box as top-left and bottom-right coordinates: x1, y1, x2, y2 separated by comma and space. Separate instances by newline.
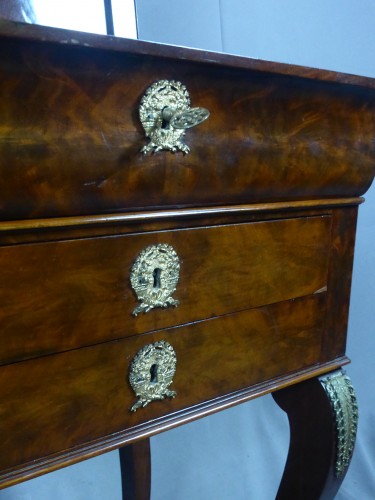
272, 370, 358, 500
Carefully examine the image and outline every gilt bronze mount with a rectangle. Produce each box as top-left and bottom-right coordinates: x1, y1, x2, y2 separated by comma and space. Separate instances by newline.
130, 243, 180, 316
320, 370, 359, 477
139, 80, 209, 154
129, 340, 177, 412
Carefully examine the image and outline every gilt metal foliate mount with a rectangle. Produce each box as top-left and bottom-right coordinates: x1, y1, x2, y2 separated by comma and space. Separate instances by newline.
130, 243, 180, 316
129, 340, 177, 412
139, 80, 210, 154
320, 369, 359, 477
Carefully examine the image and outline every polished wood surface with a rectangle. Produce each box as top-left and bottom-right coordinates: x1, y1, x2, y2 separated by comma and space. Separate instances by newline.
119, 439, 151, 500
0, 216, 330, 364
322, 206, 358, 360
0, 294, 325, 477
1, 17, 375, 88
0, 18, 373, 498
0, 21, 374, 220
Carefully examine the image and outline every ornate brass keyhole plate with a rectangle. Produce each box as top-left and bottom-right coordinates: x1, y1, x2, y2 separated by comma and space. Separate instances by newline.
139, 79, 209, 154
130, 243, 180, 316
129, 340, 177, 412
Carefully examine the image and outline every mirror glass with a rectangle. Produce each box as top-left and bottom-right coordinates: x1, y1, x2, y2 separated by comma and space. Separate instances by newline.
32, 0, 107, 34
0, 0, 137, 38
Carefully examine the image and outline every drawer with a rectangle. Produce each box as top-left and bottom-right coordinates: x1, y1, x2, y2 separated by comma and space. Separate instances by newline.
1, 31, 375, 221
0, 216, 331, 364
0, 294, 325, 474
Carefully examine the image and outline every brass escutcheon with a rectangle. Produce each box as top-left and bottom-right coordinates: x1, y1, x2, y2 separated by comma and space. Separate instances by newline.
129, 340, 177, 412
130, 243, 180, 316
139, 79, 209, 154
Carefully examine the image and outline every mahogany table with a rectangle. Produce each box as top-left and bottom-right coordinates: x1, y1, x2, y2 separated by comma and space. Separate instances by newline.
0, 18, 374, 499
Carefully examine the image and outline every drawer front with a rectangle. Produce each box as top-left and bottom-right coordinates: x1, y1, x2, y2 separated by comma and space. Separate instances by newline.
0, 216, 330, 364
0, 294, 324, 473
1, 34, 375, 221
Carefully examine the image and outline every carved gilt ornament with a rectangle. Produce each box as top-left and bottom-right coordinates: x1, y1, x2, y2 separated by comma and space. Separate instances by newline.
129, 340, 177, 412
130, 243, 180, 316
320, 369, 358, 477
139, 79, 209, 154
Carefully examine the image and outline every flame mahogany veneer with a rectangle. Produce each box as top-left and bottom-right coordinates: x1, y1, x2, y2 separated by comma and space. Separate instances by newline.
0, 18, 374, 499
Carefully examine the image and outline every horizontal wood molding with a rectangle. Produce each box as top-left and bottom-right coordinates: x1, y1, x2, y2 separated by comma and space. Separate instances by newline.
0, 356, 349, 490
0, 198, 363, 233
0, 19, 375, 90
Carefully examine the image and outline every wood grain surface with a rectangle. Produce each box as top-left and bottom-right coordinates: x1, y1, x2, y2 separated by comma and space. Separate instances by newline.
0, 18, 373, 494
0, 294, 325, 476
0, 20, 374, 220
0, 216, 330, 364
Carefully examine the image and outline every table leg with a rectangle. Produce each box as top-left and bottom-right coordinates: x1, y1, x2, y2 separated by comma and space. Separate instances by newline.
272, 370, 358, 500
119, 438, 151, 500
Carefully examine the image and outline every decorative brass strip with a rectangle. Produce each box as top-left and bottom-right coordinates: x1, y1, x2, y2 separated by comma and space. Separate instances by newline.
129, 340, 177, 412
320, 369, 358, 477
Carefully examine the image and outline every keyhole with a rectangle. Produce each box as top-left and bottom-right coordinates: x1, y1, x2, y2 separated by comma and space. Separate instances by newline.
161, 106, 173, 129
150, 364, 158, 384
153, 268, 162, 289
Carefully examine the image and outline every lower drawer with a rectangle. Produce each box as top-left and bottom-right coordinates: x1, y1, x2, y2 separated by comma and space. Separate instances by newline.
0, 294, 325, 476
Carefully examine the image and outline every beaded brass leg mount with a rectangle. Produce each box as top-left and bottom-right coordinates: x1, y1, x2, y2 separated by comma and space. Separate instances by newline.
320, 369, 359, 477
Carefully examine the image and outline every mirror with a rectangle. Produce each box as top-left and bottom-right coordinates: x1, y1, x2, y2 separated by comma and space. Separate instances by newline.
0, 0, 137, 38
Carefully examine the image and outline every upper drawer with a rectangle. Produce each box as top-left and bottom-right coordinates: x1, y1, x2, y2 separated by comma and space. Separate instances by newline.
0, 215, 330, 364
0, 29, 375, 220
